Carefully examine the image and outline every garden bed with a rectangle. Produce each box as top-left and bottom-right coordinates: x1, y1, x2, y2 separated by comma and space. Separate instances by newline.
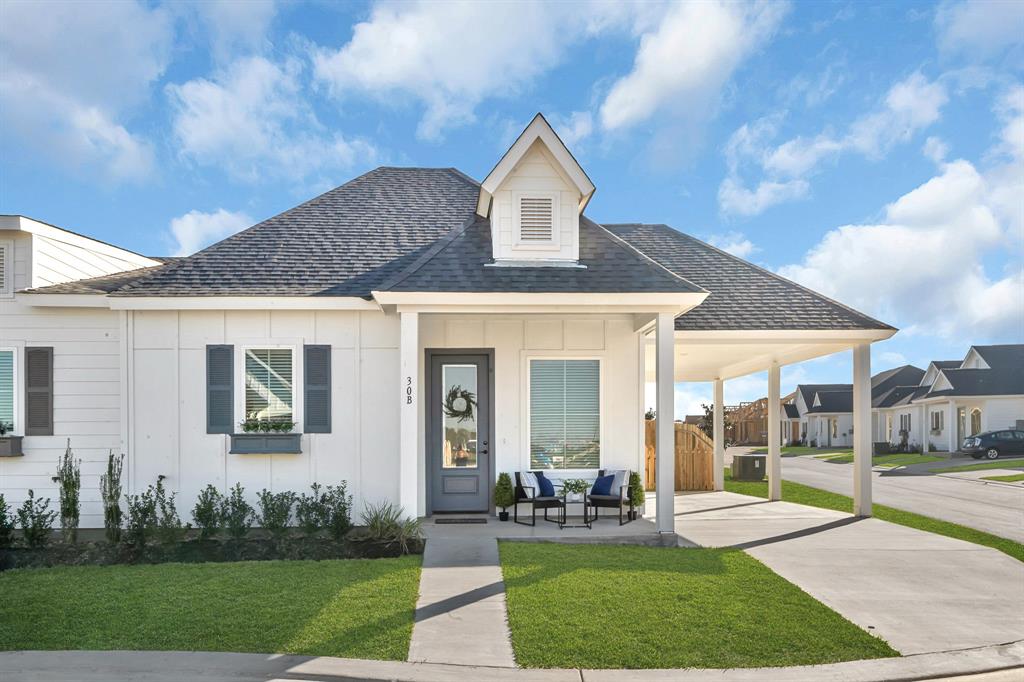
0, 531, 424, 571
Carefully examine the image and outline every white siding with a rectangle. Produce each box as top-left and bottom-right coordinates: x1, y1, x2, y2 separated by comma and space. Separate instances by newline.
30, 234, 148, 288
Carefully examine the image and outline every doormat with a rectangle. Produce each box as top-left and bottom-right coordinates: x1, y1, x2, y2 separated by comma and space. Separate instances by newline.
434, 518, 488, 524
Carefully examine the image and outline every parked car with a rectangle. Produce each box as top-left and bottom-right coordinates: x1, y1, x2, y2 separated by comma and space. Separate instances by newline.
960, 430, 1024, 459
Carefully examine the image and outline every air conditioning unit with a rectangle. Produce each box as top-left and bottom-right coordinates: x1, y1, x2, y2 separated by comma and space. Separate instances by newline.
732, 454, 766, 481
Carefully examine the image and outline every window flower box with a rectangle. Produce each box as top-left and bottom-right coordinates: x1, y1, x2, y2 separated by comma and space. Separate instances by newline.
229, 433, 302, 455
0, 436, 24, 457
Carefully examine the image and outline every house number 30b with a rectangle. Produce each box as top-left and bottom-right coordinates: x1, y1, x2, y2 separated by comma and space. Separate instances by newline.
405, 377, 413, 404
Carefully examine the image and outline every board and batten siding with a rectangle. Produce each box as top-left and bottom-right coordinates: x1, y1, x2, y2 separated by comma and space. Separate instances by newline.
128, 309, 400, 521
0, 296, 122, 528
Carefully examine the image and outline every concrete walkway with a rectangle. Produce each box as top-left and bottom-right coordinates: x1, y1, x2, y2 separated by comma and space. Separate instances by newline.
408, 536, 515, 667
0, 642, 1020, 681
671, 491, 1024, 655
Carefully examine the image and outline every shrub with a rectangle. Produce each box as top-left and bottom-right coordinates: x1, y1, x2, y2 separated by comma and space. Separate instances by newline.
323, 482, 352, 541
100, 451, 124, 544
17, 490, 57, 549
627, 471, 645, 510
192, 484, 223, 541
221, 483, 254, 540
52, 439, 81, 543
359, 501, 422, 554
296, 483, 328, 536
256, 489, 295, 540
154, 476, 189, 546
123, 486, 158, 547
494, 473, 514, 511
0, 494, 15, 549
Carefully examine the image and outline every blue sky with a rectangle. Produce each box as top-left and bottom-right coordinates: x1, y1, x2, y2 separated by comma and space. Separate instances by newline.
1, 0, 1021, 414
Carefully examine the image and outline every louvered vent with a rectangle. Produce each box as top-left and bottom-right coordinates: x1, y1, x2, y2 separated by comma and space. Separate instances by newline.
0, 245, 8, 294
519, 197, 554, 242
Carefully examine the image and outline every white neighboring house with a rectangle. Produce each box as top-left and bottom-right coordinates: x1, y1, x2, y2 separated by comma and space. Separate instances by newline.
1, 114, 897, 529
873, 346, 1024, 453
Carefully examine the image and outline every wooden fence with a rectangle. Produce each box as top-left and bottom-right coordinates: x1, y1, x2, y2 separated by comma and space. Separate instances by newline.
644, 419, 714, 492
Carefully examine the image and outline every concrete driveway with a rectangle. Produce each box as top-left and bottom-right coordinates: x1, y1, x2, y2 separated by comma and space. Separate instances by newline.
749, 449, 1024, 542
673, 491, 1024, 656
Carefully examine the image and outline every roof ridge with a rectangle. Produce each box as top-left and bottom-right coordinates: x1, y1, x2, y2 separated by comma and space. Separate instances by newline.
375, 213, 480, 292
584, 217, 708, 294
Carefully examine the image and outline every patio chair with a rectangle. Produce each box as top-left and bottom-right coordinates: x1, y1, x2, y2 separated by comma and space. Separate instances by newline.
586, 469, 633, 525
513, 471, 564, 527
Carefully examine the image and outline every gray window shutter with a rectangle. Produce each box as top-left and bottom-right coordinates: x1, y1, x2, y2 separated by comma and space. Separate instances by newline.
207, 345, 233, 434
25, 347, 53, 436
304, 345, 331, 433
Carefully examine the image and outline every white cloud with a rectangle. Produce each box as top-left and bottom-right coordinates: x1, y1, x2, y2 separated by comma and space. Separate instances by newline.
707, 232, 759, 259
923, 136, 949, 163
311, 1, 640, 141
0, 0, 172, 182
878, 351, 908, 366
191, 0, 277, 61
936, 0, 1024, 59
719, 73, 949, 216
167, 55, 379, 183
779, 158, 1022, 339
599, 1, 788, 132
168, 209, 252, 256
549, 111, 595, 148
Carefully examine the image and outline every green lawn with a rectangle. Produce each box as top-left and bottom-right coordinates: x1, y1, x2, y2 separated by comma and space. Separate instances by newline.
982, 473, 1024, 483
0, 558, 421, 659
819, 452, 944, 468
724, 468, 1024, 563
751, 446, 851, 457
499, 542, 896, 669
931, 458, 1024, 473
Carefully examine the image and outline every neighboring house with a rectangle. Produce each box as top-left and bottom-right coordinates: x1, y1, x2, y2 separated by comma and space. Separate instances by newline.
1, 114, 896, 529
793, 365, 926, 448
873, 345, 1024, 452
782, 401, 801, 446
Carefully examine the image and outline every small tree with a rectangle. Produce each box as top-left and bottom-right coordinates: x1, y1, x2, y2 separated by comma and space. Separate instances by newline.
100, 451, 124, 544
296, 483, 328, 536
627, 471, 645, 515
644, 408, 656, 421
123, 486, 158, 547
154, 476, 188, 546
698, 403, 731, 442
17, 490, 57, 549
192, 484, 223, 541
221, 483, 254, 540
494, 473, 514, 520
0, 494, 15, 549
52, 439, 81, 543
323, 483, 352, 541
257, 489, 295, 541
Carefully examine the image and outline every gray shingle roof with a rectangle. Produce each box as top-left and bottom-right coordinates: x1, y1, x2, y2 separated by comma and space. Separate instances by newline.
797, 384, 851, 410
380, 216, 704, 294
873, 385, 918, 408
111, 167, 480, 297
784, 403, 800, 419
605, 223, 893, 331
925, 368, 1024, 398
21, 265, 169, 295
871, 365, 925, 395
972, 344, 1024, 370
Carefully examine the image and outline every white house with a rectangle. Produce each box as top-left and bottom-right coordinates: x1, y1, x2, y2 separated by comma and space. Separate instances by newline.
0, 114, 896, 530
873, 346, 1024, 452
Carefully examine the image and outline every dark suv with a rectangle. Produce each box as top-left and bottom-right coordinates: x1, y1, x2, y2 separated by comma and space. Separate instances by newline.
960, 430, 1024, 460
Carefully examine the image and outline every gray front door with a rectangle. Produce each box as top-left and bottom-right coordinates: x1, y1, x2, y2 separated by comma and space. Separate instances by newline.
428, 354, 490, 513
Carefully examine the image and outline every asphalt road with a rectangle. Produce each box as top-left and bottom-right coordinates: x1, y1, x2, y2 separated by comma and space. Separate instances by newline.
774, 453, 1024, 542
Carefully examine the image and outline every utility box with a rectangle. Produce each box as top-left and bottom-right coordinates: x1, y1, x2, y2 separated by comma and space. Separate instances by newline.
732, 454, 766, 481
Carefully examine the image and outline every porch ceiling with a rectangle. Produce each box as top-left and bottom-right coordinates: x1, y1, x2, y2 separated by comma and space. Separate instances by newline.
644, 329, 896, 382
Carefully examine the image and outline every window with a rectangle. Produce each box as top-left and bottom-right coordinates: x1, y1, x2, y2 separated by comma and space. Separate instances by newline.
831, 419, 838, 438
529, 359, 599, 470
515, 193, 558, 245
244, 348, 293, 423
899, 414, 912, 432
970, 408, 982, 436
0, 349, 14, 431
931, 410, 944, 432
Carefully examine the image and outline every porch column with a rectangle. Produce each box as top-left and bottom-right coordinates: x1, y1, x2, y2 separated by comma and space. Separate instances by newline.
767, 363, 782, 501
399, 311, 420, 517
713, 379, 724, 491
852, 342, 872, 517
947, 402, 957, 453
655, 312, 675, 534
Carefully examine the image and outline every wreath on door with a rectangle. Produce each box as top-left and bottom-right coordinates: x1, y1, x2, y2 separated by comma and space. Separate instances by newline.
443, 385, 477, 423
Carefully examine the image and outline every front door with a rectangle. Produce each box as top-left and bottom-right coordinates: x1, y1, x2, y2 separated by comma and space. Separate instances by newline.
428, 353, 491, 513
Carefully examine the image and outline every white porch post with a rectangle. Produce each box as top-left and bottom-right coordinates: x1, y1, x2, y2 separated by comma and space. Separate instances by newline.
947, 402, 957, 453
655, 312, 675, 534
767, 363, 781, 501
713, 379, 725, 491
853, 342, 872, 517
399, 311, 420, 517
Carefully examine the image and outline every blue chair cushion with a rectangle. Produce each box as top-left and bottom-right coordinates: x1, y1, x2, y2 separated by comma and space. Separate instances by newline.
537, 472, 556, 498
591, 474, 614, 497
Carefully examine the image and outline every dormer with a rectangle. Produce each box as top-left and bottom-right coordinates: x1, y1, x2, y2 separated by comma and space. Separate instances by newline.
477, 114, 595, 266
960, 347, 989, 369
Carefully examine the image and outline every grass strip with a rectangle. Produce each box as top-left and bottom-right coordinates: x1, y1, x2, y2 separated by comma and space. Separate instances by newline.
981, 473, 1024, 483
931, 458, 1024, 473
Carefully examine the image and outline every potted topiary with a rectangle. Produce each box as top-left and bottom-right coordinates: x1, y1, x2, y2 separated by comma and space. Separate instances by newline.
494, 473, 514, 521
627, 471, 645, 521
0, 422, 22, 457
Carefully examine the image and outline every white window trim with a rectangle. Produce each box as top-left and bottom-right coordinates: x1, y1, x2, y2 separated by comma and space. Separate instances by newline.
0, 238, 13, 298
0, 346, 20, 435
235, 343, 303, 433
513, 191, 561, 251
522, 354, 604, 473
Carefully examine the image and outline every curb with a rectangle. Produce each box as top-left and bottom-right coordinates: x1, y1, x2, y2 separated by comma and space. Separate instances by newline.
0, 640, 1021, 682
